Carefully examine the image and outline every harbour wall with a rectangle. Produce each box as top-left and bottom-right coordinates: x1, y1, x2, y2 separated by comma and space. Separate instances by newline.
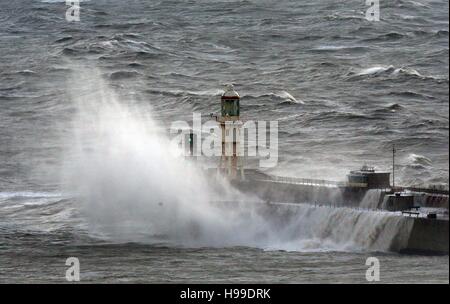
234, 179, 366, 206
401, 217, 449, 255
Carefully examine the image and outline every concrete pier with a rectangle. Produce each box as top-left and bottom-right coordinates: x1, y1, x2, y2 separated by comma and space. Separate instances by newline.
228, 169, 449, 255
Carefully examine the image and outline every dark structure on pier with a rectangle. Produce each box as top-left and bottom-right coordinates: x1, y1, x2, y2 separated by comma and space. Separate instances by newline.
347, 165, 390, 189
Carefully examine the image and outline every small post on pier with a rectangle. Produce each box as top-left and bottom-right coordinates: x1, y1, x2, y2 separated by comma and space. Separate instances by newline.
392, 144, 396, 189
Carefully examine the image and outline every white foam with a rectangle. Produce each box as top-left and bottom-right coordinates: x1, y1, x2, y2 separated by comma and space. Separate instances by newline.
277, 91, 304, 104
0, 191, 62, 199
356, 65, 395, 76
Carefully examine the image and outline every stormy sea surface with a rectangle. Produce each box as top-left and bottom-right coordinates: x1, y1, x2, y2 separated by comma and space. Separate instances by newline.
0, 0, 448, 283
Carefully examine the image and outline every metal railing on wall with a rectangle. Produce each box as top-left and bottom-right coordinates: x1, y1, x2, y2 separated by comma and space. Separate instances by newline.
257, 176, 367, 188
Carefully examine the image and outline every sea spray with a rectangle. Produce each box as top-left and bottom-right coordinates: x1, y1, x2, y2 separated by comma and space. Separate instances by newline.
360, 189, 383, 209
62, 68, 248, 245
62, 68, 415, 252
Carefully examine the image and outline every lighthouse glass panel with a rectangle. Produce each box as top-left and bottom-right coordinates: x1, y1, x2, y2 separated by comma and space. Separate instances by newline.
222, 99, 240, 117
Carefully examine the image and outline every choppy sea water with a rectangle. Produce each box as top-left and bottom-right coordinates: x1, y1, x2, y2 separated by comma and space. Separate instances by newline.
0, 0, 448, 283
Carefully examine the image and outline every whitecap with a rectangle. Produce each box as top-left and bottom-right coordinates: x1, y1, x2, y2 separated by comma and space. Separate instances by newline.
276, 91, 304, 104
355, 65, 395, 76
406, 153, 433, 167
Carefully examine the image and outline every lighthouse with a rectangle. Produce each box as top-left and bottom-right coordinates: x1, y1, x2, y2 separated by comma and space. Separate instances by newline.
217, 84, 244, 180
